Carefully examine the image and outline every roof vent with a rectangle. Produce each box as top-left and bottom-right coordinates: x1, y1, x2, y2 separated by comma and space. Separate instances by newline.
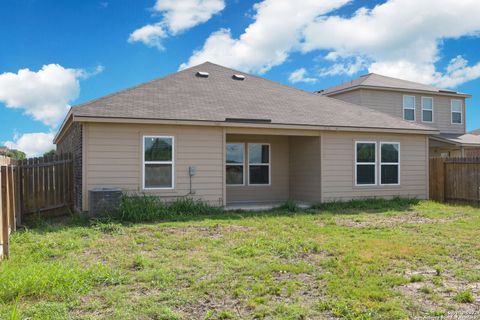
225, 118, 271, 123
232, 74, 245, 80
196, 71, 209, 78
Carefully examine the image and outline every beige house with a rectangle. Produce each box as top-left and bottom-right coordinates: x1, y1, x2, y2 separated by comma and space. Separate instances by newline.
320, 73, 480, 157
55, 62, 437, 211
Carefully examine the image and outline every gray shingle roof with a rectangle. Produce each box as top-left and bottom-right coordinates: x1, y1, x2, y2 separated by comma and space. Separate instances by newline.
434, 133, 480, 146
71, 62, 434, 132
321, 73, 468, 96
470, 129, 480, 136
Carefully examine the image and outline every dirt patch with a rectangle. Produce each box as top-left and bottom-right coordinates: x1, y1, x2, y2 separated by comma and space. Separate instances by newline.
179, 296, 248, 319
335, 212, 459, 228
161, 224, 253, 238
397, 269, 480, 315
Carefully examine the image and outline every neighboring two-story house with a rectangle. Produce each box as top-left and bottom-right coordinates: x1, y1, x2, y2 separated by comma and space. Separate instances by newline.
320, 73, 480, 157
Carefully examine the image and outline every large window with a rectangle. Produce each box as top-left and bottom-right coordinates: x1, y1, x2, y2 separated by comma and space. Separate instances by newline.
403, 95, 415, 121
380, 143, 400, 185
143, 136, 174, 189
421, 97, 433, 122
355, 142, 376, 186
248, 143, 270, 185
226, 143, 244, 185
451, 99, 462, 124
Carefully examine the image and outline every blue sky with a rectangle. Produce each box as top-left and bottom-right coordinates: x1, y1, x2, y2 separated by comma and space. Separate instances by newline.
1, 0, 480, 156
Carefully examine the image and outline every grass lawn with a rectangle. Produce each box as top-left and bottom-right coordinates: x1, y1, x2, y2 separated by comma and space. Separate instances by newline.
0, 199, 479, 319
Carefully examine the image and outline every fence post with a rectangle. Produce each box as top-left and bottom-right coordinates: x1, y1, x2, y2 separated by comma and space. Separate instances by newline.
7, 166, 15, 233
1, 166, 9, 258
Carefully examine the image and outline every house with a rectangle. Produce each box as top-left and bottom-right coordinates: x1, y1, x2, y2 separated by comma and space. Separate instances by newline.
0, 146, 10, 166
465, 129, 480, 157
0, 146, 8, 156
55, 62, 436, 212
320, 73, 480, 157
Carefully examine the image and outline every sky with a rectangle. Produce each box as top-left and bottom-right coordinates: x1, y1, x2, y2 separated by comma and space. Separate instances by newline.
1, 0, 480, 156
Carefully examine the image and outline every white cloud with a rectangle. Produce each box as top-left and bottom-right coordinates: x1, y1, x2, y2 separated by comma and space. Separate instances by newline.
288, 68, 317, 84
434, 56, 480, 88
129, 0, 225, 49
0, 64, 99, 127
128, 23, 166, 50
154, 0, 225, 34
318, 57, 366, 77
302, 0, 480, 87
180, 0, 350, 73
4, 132, 55, 157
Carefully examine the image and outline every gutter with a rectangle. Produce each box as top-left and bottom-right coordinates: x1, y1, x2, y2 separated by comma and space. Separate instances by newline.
69, 115, 439, 135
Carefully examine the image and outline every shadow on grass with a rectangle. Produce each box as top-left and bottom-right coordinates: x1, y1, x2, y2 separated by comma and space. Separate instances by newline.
20, 197, 423, 234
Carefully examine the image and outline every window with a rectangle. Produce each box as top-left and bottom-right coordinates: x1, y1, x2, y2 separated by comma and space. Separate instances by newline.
380, 143, 400, 185
143, 136, 174, 189
421, 97, 433, 122
403, 95, 415, 121
248, 143, 270, 185
451, 99, 462, 124
226, 143, 244, 185
355, 142, 376, 186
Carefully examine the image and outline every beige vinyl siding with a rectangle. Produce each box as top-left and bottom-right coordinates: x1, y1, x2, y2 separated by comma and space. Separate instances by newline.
84, 123, 224, 211
326, 90, 362, 105
289, 136, 321, 202
321, 131, 428, 202
226, 134, 289, 204
330, 89, 466, 134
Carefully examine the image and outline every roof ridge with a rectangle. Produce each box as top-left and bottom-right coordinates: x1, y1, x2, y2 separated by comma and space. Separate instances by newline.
174, 63, 434, 131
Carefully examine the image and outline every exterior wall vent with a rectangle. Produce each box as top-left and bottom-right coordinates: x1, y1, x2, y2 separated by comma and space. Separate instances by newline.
196, 71, 209, 78
232, 74, 245, 80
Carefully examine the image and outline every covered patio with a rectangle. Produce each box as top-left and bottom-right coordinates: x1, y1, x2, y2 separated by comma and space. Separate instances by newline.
224, 130, 321, 207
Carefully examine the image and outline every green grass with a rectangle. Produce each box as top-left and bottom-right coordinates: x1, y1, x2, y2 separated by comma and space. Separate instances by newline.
0, 199, 479, 319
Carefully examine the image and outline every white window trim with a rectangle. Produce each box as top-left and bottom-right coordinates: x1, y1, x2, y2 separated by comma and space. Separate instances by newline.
421, 97, 434, 123
403, 95, 416, 121
451, 99, 463, 125
225, 143, 245, 186
380, 142, 401, 186
247, 143, 271, 186
354, 141, 377, 187
142, 135, 175, 190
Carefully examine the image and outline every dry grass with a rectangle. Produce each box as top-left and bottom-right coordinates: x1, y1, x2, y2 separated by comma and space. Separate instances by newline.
0, 199, 479, 319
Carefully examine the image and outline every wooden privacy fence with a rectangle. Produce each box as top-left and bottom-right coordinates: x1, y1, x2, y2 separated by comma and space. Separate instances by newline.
17, 154, 74, 216
430, 157, 480, 203
0, 164, 19, 259
1, 154, 73, 260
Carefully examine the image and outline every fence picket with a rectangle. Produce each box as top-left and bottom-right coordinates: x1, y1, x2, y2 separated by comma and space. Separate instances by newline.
430, 157, 480, 203
1, 167, 9, 258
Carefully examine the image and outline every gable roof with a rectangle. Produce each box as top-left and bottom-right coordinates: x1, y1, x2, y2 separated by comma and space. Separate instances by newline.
431, 133, 480, 147
57, 62, 436, 142
321, 73, 470, 97
470, 129, 480, 136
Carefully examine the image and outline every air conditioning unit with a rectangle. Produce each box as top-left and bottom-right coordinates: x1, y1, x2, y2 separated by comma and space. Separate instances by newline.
88, 187, 122, 217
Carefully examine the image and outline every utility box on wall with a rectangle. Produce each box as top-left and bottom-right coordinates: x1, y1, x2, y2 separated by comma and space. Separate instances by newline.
88, 187, 122, 216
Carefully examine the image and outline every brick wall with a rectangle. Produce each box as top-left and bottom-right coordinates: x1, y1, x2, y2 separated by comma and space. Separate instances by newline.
465, 148, 480, 157
56, 123, 83, 211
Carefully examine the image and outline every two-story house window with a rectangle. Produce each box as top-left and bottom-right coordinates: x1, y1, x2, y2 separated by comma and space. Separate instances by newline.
403, 95, 415, 121
451, 100, 462, 124
421, 97, 433, 122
